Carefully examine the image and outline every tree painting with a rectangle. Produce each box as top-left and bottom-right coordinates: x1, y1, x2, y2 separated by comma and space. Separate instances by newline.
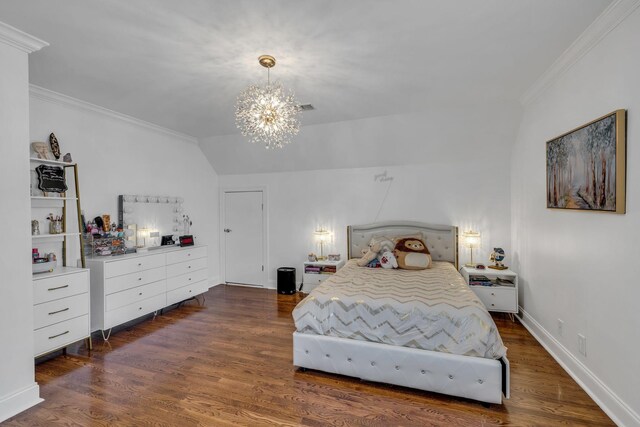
546, 111, 625, 213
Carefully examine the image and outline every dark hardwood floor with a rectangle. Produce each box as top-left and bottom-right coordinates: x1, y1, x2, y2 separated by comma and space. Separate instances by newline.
4, 285, 613, 426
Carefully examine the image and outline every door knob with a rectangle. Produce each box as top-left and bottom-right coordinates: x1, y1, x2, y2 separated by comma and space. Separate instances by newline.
224, 228, 231, 233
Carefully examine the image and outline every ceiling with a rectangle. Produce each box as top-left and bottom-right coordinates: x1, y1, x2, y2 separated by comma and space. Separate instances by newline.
0, 0, 611, 140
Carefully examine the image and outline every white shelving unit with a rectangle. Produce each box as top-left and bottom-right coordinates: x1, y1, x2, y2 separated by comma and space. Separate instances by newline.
30, 156, 91, 357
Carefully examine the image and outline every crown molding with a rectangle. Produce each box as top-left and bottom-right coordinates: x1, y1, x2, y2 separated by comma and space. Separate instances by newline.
0, 21, 48, 53
29, 85, 199, 145
520, 0, 640, 106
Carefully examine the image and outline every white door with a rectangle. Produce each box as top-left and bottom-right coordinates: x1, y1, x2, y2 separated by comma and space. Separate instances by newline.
223, 191, 264, 286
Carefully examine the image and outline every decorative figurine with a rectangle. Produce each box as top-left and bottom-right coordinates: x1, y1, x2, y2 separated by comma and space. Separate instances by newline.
489, 248, 508, 270
31, 220, 40, 235
63, 153, 73, 163
49, 133, 61, 160
308, 253, 317, 262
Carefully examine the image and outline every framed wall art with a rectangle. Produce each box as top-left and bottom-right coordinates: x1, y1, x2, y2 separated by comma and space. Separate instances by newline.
546, 109, 626, 214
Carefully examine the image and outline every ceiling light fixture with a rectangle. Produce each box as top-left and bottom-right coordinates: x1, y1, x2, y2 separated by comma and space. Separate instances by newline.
235, 55, 301, 149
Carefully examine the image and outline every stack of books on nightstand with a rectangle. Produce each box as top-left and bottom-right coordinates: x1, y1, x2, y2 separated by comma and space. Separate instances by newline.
322, 265, 337, 274
305, 266, 322, 274
469, 275, 493, 286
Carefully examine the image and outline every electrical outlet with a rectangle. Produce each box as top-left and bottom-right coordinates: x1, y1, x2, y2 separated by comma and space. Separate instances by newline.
557, 319, 564, 336
578, 334, 587, 356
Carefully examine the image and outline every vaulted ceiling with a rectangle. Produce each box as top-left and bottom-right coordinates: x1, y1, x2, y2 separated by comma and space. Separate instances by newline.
0, 0, 610, 141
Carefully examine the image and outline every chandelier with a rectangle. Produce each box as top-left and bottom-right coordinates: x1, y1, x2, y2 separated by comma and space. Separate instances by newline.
235, 55, 301, 149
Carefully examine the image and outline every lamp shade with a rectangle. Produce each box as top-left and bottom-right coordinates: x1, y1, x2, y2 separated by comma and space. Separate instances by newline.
462, 230, 481, 249
313, 229, 330, 241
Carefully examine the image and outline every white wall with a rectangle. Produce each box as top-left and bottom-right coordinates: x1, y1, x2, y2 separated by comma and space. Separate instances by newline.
217, 105, 520, 287
29, 89, 220, 284
0, 25, 44, 423
511, 6, 640, 426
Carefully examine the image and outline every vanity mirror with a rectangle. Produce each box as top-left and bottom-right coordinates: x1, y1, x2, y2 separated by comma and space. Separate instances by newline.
118, 195, 188, 249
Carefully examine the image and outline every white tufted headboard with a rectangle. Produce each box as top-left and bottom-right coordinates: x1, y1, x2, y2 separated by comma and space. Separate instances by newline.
347, 221, 459, 269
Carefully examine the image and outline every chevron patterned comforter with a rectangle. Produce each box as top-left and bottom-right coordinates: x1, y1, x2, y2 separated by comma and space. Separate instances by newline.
293, 260, 506, 359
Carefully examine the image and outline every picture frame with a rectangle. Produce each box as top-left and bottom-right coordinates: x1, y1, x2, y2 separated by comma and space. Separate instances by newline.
546, 109, 626, 214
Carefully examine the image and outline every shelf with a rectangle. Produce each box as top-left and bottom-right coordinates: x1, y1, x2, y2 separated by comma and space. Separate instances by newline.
29, 157, 76, 166
31, 196, 77, 201
32, 232, 81, 241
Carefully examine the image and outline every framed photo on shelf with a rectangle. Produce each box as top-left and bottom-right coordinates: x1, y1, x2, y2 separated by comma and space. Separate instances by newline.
546, 109, 626, 214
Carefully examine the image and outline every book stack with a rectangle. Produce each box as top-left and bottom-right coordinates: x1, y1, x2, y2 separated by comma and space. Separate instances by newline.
469, 275, 494, 286
305, 266, 322, 274
322, 266, 337, 275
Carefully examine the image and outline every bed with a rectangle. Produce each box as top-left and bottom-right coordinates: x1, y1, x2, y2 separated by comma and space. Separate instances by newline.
292, 221, 510, 404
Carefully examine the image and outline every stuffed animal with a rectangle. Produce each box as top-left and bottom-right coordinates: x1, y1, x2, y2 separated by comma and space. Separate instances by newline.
378, 251, 398, 269
393, 238, 432, 270
357, 241, 382, 267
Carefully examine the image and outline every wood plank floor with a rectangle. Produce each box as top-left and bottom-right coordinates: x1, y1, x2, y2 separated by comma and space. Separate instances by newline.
5, 285, 613, 426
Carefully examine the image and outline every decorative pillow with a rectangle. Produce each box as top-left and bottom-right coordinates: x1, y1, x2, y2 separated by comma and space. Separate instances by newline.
393, 237, 432, 270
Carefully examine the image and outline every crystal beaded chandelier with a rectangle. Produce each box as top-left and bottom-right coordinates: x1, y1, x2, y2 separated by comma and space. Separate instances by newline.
235, 55, 301, 149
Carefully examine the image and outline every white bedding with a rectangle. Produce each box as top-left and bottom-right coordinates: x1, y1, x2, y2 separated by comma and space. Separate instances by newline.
293, 260, 506, 359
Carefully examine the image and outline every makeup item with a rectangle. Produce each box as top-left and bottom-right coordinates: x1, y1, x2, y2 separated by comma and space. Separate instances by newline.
102, 215, 111, 232
94, 216, 104, 231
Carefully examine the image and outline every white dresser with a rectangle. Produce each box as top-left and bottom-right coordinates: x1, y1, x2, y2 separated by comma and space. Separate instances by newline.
32, 267, 91, 357
87, 245, 209, 335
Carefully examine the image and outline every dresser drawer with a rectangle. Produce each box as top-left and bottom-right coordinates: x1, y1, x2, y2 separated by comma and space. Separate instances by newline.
104, 253, 165, 278
104, 293, 166, 330
166, 246, 207, 265
34, 314, 89, 357
472, 286, 517, 313
33, 271, 89, 305
104, 266, 165, 295
166, 268, 208, 292
106, 280, 166, 311
166, 280, 208, 306
166, 257, 207, 278
34, 292, 89, 330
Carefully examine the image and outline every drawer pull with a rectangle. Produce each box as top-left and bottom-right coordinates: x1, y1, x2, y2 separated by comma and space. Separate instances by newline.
188, 265, 191, 269
491, 303, 495, 306
139, 307, 143, 310
189, 290, 192, 293
188, 253, 191, 256
139, 292, 143, 296
138, 263, 142, 266
189, 278, 192, 281
48, 330, 69, 340
48, 284, 69, 291
138, 277, 142, 281
491, 292, 495, 296
48, 307, 70, 316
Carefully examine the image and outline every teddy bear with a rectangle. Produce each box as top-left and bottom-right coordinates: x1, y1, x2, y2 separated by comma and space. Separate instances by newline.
394, 237, 432, 270
357, 241, 382, 267
378, 251, 398, 269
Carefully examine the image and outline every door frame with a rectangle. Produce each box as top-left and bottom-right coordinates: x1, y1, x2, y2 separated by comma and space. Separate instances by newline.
219, 186, 269, 287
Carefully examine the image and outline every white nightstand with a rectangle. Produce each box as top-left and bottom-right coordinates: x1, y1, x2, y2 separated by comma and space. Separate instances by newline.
459, 266, 518, 320
302, 259, 345, 293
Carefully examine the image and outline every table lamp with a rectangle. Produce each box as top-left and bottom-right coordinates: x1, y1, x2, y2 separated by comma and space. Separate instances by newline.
314, 229, 330, 260
462, 230, 481, 267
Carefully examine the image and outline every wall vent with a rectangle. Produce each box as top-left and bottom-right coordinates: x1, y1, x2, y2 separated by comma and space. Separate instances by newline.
299, 104, 315, 111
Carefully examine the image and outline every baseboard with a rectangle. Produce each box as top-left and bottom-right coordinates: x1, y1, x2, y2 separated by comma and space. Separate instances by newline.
0, 383, 42, 423
208, 276, 221, 288
518, 307, 639, 427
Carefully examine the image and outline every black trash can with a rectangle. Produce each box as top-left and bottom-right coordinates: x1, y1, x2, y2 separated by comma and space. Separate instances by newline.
277, 267, 296, 294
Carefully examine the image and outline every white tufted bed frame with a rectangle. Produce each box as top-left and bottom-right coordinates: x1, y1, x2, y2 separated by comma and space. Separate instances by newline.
293, 221, 510, 404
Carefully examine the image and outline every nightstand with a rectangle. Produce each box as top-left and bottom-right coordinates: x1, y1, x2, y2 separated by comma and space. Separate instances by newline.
302, 259, 345, 293
459, 266, 518, 320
